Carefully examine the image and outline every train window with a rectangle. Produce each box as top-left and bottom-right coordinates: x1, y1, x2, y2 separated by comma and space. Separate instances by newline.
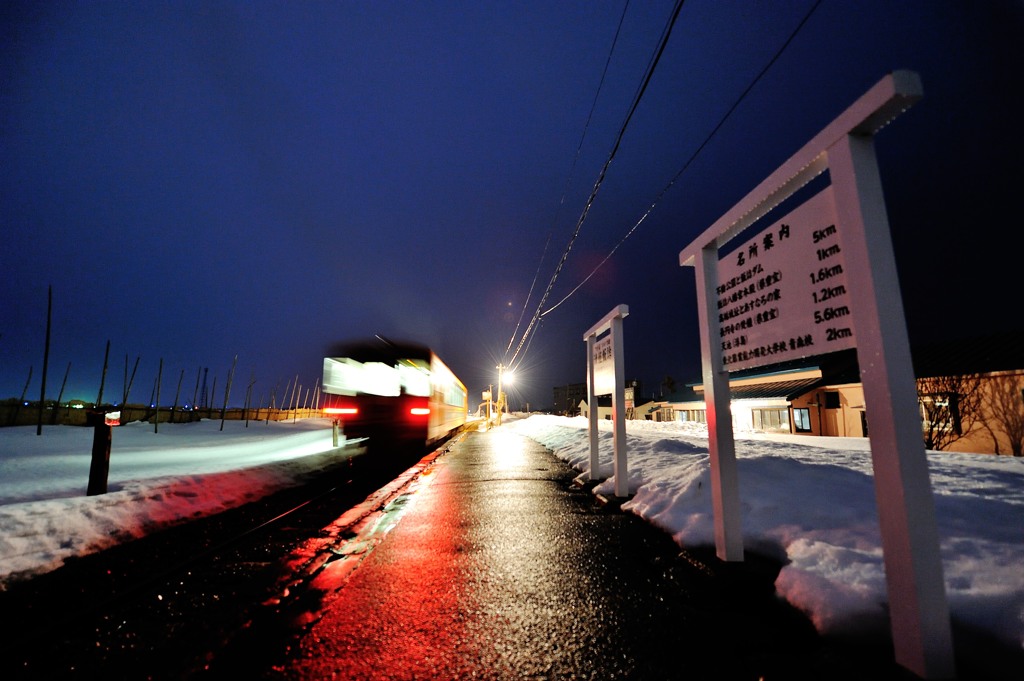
445, 385, 465, 407
398, 362, 431, 397
323, 358, 364, 396
360, 362, 402, 396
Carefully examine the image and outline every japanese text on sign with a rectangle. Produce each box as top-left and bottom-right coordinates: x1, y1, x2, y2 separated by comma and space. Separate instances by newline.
592, 335, 614, 395
715, 188, 855, 371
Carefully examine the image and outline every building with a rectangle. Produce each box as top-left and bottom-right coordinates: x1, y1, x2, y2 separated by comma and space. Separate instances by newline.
556, 333, 1022, 454
653, 337, 1024, 455
579, 396, 612, 420
552, 383, 587, 416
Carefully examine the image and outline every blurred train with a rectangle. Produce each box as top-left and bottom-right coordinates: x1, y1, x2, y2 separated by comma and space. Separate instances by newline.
321, 338, 468, 449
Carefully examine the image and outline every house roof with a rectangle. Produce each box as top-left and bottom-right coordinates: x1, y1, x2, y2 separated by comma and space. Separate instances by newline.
730, 377, 825, 401
664, 349, 861, 405
647, 332, 1023, 409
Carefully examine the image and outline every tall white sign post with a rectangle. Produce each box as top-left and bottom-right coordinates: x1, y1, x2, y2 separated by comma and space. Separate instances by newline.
679, 72, 954, 679
584, 304, 629, 497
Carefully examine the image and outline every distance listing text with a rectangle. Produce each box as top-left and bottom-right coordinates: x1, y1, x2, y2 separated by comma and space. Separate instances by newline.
722, 333, 815, 367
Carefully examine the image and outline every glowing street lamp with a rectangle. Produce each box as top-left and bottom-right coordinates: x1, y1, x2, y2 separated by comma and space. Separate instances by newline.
496, 363, 512, 425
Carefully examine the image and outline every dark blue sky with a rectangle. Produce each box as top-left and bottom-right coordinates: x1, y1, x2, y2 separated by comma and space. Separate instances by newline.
2, 1, 1021, 411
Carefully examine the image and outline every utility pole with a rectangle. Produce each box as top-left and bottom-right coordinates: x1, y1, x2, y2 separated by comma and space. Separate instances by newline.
37, 285, 52, 436
496, 363, 506, 426
486, 384, 493, 427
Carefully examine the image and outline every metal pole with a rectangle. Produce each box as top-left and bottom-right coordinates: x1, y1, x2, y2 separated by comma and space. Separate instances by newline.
496, 364, 505, 426
829, 132, 953, 679
694, 244, 744, 561
611, 315, 628, 497
586, 334, 599, 480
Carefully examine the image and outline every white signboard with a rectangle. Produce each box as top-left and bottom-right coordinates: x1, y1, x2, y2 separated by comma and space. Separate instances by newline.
592, 335, 614, 396
584, 304, 629, 497
716, 188, 854, 371
678, 72, 954, 678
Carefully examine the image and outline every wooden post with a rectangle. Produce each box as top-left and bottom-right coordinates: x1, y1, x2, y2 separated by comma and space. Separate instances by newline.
191, 366, 201, 419
86, 410, 112, 496
96, 340, 110, 407
586, 332, 599, 478
171, 369, 184, 425
11, 367, 32, 427
583, 305, 630, 490
244, 373, 255, 427
154, 358, 163, 433
828, 132, 954, 678
694, 244, 744, 561
220, 355, 237, 431
36, 285, 52, 436
123, 355, 139, 416
52, 362, 70, 425
610, 313, 628, 497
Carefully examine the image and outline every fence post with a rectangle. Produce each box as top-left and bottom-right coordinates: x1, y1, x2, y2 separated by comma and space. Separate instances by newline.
86, 410, 112, 496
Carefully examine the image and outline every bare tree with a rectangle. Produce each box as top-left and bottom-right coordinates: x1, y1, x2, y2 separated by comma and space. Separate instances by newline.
917, 373, 985, 451
982, 372, 1024, 457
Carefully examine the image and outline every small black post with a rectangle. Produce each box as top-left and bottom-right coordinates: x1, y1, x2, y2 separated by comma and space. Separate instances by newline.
37, 285, 52, 436
86, 410, 112, 496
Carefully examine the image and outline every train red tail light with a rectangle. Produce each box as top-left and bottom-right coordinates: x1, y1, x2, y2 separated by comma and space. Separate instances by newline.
324, 407, 358, 415
409, 407, 430, 416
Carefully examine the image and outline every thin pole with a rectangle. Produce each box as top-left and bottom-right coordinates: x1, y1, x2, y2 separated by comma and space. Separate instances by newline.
154, 358, 163, 433
36, 285, 52, 436
96, 340, 110, 407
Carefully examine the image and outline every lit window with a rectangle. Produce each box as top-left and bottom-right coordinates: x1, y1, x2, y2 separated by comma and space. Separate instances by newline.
794, 408, 812, 432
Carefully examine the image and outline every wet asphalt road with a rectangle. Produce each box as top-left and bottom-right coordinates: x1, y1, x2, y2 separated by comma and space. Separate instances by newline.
260, 427, 915, 680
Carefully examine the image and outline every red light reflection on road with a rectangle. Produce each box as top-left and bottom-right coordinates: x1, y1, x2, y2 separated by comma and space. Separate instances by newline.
284, 463, 483, 678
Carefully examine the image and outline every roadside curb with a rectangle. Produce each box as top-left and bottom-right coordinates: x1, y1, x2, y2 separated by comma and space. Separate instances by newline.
570, 474, 634, 509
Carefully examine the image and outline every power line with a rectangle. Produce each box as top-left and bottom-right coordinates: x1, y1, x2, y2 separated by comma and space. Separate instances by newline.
505, 0, 634, 358
540, 0, 824, 319
507, 0, 687, 369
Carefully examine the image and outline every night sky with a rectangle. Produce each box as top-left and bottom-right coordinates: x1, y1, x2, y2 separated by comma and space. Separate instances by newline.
3, 1, 1022, 412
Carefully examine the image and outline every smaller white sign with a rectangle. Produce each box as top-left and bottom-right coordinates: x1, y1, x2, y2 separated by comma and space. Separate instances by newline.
592, 335, 614, 396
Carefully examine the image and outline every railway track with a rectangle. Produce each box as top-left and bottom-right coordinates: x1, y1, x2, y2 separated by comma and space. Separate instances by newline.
0, 436, 455, 680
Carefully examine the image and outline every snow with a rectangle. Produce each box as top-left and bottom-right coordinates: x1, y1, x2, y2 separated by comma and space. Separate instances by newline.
0, 418, 345, 584
504, 415, 1024, 650
1, 415, 1022, 653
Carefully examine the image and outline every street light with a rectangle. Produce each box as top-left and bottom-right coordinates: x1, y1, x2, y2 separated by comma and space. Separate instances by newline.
496, 363, 511, 425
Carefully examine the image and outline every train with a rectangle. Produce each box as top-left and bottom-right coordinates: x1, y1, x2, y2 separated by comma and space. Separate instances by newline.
321, 338, 468, 450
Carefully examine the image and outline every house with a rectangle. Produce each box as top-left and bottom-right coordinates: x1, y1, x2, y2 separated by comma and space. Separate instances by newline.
654, 336, 1024, 455
579, 396, 612, 420
557, 332, 1022, 454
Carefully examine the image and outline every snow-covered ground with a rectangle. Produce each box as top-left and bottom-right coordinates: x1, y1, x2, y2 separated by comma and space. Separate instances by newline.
0, 418, 346, 585
0, 414, 1021, 653
506, 415, 1024, 651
